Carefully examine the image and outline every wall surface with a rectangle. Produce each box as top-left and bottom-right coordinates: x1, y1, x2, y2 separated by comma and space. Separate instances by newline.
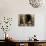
0, 0, 46, 40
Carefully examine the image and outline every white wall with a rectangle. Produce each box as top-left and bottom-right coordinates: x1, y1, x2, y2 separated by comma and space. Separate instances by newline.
0, 0, 46, 40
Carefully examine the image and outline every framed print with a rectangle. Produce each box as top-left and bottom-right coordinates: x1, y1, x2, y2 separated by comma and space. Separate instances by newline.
18, 14, 34, 26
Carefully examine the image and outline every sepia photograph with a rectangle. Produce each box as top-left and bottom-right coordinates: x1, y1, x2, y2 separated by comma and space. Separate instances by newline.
18, 14, 34, 26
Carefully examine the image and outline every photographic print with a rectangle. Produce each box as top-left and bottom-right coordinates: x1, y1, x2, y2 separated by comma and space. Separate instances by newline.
18, 14, 34, 26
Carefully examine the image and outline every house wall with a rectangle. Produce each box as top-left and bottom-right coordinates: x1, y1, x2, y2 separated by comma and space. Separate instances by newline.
0, 0, 46, 40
